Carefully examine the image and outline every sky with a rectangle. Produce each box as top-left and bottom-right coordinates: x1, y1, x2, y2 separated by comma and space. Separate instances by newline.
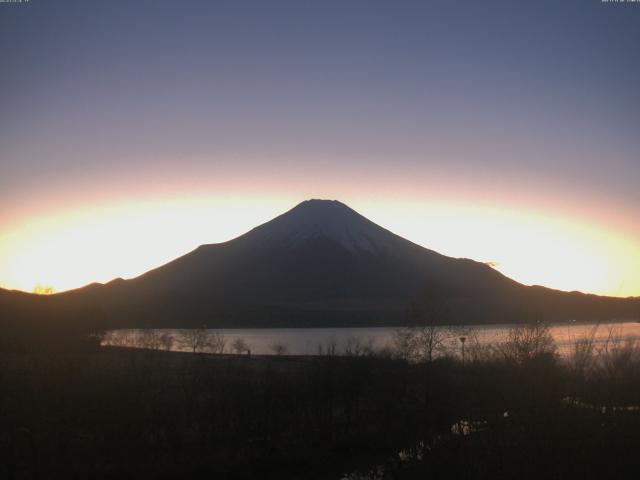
1, 0, 639, 297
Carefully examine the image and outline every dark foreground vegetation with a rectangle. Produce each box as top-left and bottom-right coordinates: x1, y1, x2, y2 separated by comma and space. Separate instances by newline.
2, 324, 640, 480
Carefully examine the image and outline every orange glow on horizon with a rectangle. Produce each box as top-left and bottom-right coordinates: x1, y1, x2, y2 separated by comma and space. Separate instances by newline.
0, 192, 638, 298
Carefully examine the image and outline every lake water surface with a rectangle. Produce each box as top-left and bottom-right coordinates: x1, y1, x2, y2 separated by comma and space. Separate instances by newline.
103, 321, 640, 357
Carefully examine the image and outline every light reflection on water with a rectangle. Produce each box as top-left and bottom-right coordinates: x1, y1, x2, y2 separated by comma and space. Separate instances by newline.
102, 321, 640, 357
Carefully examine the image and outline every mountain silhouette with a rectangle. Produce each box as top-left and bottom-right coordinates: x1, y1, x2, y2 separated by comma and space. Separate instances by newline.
2, 200, 639, 328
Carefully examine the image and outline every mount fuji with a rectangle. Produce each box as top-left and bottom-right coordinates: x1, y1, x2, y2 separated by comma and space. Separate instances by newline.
51, 199, 637, 327
2, 199, 638, 328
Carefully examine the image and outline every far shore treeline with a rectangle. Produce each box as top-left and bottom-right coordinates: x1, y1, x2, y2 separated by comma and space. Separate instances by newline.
1, 283, 639, 353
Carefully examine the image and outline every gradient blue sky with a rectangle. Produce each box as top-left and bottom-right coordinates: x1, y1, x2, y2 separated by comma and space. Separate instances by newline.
1, 0, 639, 296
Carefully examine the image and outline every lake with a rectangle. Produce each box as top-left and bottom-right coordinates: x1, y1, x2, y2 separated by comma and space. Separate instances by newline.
103, 320, 640, 357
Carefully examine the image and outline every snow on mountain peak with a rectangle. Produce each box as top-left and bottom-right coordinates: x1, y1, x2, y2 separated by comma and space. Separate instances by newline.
245, 199, 399, 253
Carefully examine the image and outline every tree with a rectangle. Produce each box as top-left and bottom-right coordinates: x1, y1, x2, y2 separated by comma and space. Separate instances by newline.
316, 336, 338, 356
499, 322, 557, 364
159, 332, 174, 351
270, 342, 288, 356
209, 332, 226, 354
392, 326, 449, 362
179, 328, 212, 353
398, 285, 451, 362
231, 337, 250, 355
344, 336, 374, 357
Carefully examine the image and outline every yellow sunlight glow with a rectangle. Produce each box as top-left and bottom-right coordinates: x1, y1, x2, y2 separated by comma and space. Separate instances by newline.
0, 196, 291, 293
0, 197, 638, 297
363, 201, 640, 298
